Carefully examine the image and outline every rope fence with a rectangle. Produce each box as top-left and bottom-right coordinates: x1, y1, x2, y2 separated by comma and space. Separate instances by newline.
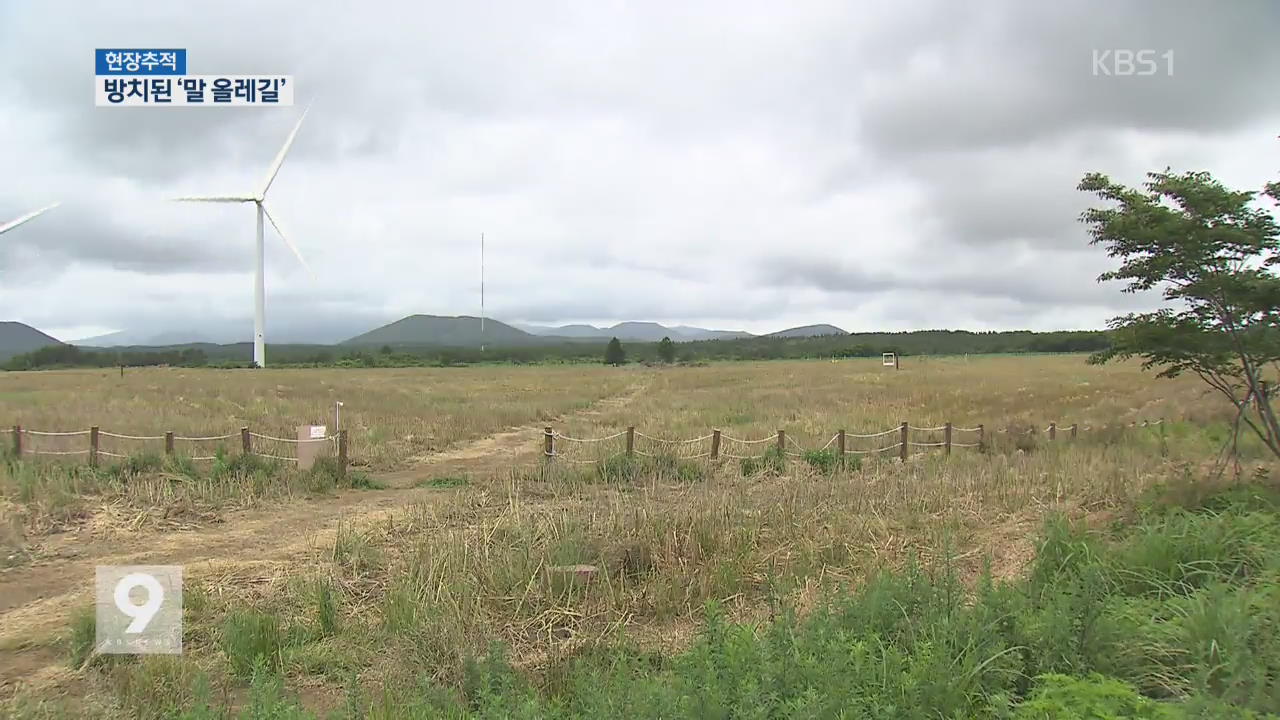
7, 423, 351, 478
540, 418, 1170, 466
11, 417, 1171, 474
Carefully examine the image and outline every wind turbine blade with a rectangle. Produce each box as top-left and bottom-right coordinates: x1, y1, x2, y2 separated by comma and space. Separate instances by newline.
171, 195, 255, 202
260, 202, 314, 279
259, 103, 310, 198
0, 202, 60, 235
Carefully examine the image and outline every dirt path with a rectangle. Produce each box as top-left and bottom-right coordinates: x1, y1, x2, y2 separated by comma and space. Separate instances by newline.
0, 381, 650, 695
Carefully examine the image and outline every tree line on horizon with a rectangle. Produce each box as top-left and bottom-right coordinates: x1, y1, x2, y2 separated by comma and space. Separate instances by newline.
2, 328, 1112, 371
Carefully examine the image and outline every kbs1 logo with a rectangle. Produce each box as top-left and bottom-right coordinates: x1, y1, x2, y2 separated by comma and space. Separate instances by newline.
95, 565, 183, 655
1092, 49, 1174, 77
95, 49, 293, 107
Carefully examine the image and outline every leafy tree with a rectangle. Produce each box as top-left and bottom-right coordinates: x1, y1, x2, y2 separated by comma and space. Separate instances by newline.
604, 337, 626, 366
1079, 168, 1280, 461
657, 336, 676, 363
380, 344, 393, 355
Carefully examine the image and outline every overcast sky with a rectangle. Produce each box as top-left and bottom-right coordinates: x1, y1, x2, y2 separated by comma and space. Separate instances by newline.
2, 1, 1279, 342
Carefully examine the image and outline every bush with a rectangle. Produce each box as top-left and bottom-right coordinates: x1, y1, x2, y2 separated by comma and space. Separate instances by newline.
802, 448, 859, 474
1012, 674, 1183, 719
595, 453, 705, 484
220, 610, 286, 678
741, 447, 786, 477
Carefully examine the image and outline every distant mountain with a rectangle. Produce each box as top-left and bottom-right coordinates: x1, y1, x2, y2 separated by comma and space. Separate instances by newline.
766, 324, 848, 338
669, 325, 754, 341
515, 323, 605, 338
0, 322, 63, 362
80, 315, 393, 347
76, 330, 134, 346
79, 327, 246, 347
602, 322, 673, 342
514, 321, 755, 342
344, 315, 534, 347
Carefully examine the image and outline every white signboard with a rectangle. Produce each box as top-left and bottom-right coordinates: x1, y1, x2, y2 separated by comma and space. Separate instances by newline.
309, 425, 327, 439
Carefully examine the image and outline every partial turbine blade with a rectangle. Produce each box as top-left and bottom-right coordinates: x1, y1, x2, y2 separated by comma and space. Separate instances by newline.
259, 103, 311, 198
0, 202, 60, 235
171, 195, 255, 202
260, 201, 314, 279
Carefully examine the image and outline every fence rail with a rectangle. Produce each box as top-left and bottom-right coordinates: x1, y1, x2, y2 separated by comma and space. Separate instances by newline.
541, 419, 1167, 464
8, 424, 349, 477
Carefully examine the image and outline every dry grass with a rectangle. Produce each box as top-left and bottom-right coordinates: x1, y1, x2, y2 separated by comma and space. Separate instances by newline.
0, 365, 643, 470
550, 355, 1222, 463
0, 354, 1257, 716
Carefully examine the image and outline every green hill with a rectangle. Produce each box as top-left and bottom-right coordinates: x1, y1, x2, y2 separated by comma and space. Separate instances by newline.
766, 324, 848, 338
343, 315, 535, 347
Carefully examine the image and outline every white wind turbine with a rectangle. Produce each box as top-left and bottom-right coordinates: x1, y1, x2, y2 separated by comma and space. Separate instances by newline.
0, 203, 60, 236
173, 107, 314, 368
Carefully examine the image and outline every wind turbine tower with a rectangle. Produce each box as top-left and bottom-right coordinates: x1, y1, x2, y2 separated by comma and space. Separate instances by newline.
173, 107, 314, 368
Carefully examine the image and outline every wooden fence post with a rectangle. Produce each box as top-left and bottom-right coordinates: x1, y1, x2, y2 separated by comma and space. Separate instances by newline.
837, 429, 846, 458
776, 430, 785, 454
337, 430, 348, 478
1159, 417, 1167, 457
12, 426, 22, 459
165, 432, 175, 456
1049, 422, 1057, 441
944, 422, 952, 455
544, 427, 554, 460
626, 426, 635, 458
977, 424, 985, 451
899, 422, 908, 461
710, 429, 721, 460
241, 427, 251, 455
89, 426, 100, 467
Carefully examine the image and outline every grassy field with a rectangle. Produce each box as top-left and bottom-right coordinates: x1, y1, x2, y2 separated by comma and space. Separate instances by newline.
0, 356, 1225, 469
2, 355, 1275, 718
0, 365, 641, 470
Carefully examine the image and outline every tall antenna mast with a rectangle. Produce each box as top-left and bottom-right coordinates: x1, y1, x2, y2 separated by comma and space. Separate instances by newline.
480, 232, 485, 352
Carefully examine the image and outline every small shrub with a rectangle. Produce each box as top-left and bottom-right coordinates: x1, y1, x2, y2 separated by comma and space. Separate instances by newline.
1011, 674, 1181, 719
803, 448, 857, 474
416, 475, 469, 489
107, 453, 166, 479
741, 447, 786, 477
110, 655, 209, 720
210, 450, 279, 481
310, 578, 340, 637
67, 605, 97, 669
220, 610, 285, 678
594, 453, 704, 484
343, 470, 382, 490
164, 454, 200, 480
597, 454, 641, 483
331, 522, 384, 576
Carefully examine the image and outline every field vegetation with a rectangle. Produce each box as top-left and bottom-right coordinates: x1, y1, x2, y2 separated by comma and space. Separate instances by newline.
3, 353, 1276, 717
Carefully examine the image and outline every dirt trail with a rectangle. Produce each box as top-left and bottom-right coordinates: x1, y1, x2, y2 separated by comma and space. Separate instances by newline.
0, 381, 649, 695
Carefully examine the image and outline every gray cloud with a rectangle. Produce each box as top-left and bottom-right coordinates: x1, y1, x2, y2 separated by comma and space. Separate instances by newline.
1, 0, 1277, 341
850, 1, 1280, 157
757, 253, 1159, 310
0, 202, 243, 276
